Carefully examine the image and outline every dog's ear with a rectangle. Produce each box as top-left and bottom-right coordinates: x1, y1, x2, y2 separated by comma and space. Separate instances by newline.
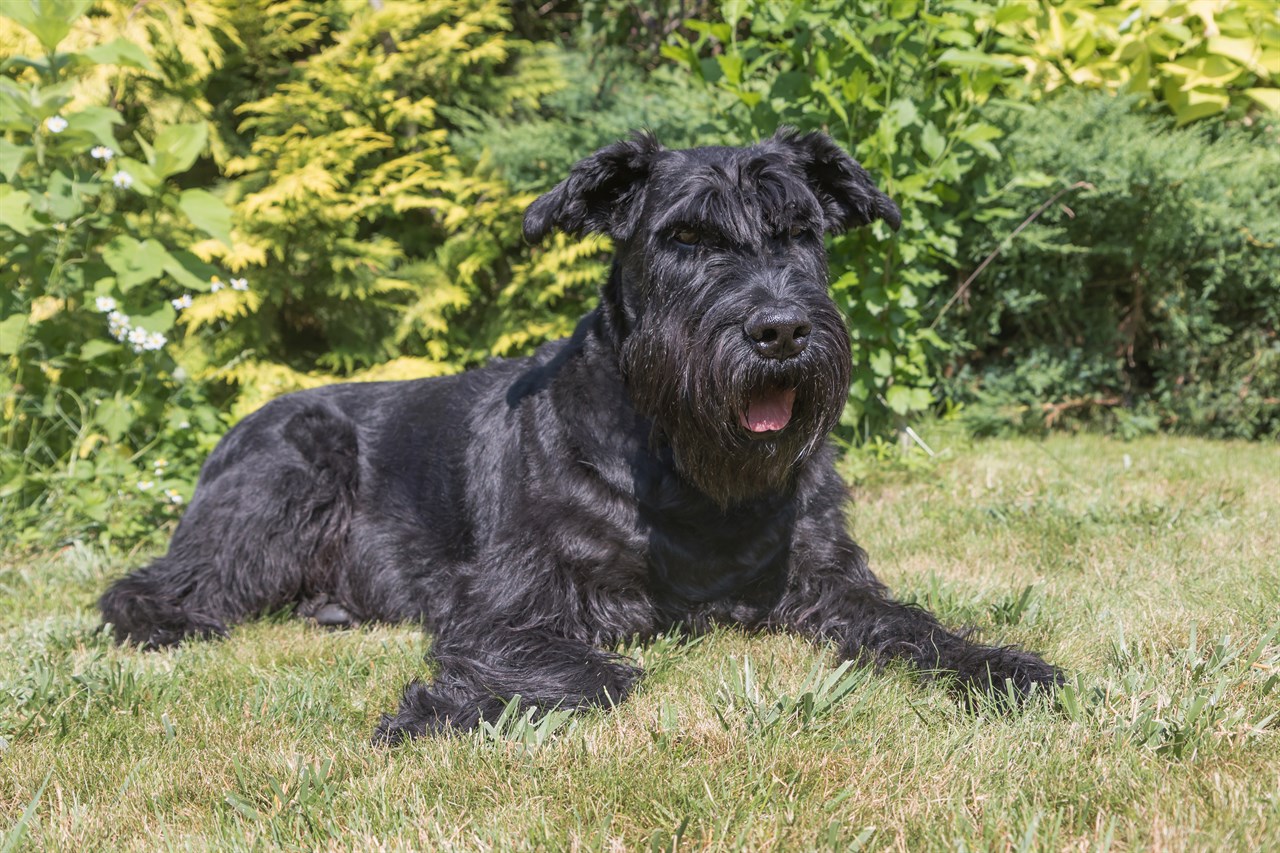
523, 132, 663, 244
772, 127, 901, 234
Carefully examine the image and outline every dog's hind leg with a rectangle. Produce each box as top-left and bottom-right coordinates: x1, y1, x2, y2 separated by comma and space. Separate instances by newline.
100, 401, 361, 648
372, 628, 642, 743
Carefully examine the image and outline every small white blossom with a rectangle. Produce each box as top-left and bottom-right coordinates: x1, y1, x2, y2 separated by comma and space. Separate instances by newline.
137, 480, 154, 491
171, 294, 193, 310
45, 115, 68, 133
178, 420, 190, 429
95, 296, 117, 313
112, 171, 134, 189
154, 458, 168, 470
90, 145, 114, 161
125, 327, 165, 352
108, 310, 131, 341
165, 489, 184, 505
230, 277, 249, 292
210, 276, 224, 292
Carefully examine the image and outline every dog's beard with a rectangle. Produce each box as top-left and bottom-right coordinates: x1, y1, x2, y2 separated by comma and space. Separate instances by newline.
620, 304, 851, 506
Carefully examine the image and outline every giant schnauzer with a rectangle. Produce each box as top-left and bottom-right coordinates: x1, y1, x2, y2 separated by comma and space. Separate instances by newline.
101, 129, 1061, 742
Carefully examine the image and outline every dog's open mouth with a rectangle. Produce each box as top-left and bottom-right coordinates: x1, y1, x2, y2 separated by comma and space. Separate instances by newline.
739, 388, 796, 434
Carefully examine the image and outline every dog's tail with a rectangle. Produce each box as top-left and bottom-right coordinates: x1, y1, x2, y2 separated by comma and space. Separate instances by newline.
99, 558, 229, 648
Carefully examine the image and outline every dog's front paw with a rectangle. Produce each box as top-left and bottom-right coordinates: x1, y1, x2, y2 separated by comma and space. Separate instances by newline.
958, 645, 1064, 706
372, 681, 481, 745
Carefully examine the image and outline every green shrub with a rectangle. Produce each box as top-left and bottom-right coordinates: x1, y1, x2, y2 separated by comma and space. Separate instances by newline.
942, 93, 1280, 439
452, 49, 723, 193
0, 0, 596, 546
1, 0, 237, 545
989, 0, 1280, 126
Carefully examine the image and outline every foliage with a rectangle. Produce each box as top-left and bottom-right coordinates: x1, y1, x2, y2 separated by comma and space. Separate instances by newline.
664, 0, 1278, 438
452, 50, 722, 193
988, 0, 1280, 126
0, 0, 602, 544
199, 0, 576, 414
1, 0, 237, 544
941, 93, 1280, 439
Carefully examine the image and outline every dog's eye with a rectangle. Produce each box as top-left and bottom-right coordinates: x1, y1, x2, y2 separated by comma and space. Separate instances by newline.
673, 229, 702, 247
788, 224, 806, 239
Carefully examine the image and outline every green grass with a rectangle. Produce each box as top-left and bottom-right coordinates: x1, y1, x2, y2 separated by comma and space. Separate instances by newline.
2, 435, 1278, 850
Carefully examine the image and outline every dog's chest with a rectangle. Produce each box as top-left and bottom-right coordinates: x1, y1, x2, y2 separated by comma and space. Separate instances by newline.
638, 489, 794, 606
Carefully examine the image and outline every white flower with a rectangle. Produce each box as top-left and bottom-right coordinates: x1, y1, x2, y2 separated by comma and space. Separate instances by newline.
90, 145, 114, 161
145, 331, 166, 351
165, 489, 184, 505
154, 458, 168, 470
137, 480, 154, 491
95, 296, 117, 313
230, 277, 249, 292
45, 115, 68, 133
108, 311, 131, 340
171, 294, 193, 310
210, 277, 224, 292
178, 420, 190, 429
127, 327, 149, 350
112, 171, 134, 189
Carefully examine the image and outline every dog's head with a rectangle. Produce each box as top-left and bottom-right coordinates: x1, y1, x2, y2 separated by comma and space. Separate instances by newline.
524, 129, 900, 505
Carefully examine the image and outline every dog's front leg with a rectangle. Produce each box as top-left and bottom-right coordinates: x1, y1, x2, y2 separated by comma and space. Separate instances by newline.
773, 525, 1061, 701
373, 626, 641, 744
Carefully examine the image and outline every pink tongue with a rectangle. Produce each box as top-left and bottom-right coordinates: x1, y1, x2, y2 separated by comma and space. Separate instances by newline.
741, 388, 796, 432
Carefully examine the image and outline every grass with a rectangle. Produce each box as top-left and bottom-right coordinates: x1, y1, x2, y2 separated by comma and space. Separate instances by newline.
2, 434, 1278, 850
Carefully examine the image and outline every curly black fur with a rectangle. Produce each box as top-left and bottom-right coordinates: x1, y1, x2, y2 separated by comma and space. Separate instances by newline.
100, 129, 1061, 743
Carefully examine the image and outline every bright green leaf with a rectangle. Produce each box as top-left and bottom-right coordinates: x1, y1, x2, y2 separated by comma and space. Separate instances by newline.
937, 49, 1016, 71
0, 185, 40, 236
94, 396, 132, 442
1243, 87, 1280, 113
178, 189, 233, 245
102, 236, 173, 290
0, 313, 29, 354
79, 339, 118, 360
870, 349, 893, 377
132, 303, 175, 334
0, 139, 27, 181
150, 123, 207, 179
82, 37, 155, 72
920, 121, 945, 160
162, 250, 222, 291
3, 0, 92, 54
66, 106, 122, 148
717, 54, 744, 86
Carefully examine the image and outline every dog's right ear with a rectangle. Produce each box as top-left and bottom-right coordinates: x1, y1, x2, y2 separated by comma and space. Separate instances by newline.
523, 132, 662, 244
771, 127, 902, 234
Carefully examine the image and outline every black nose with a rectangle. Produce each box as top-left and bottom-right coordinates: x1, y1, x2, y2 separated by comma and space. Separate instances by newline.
744, 307, 811, 359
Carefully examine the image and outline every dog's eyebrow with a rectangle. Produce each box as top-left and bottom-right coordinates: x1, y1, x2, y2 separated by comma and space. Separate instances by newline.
652, 187, 763, 246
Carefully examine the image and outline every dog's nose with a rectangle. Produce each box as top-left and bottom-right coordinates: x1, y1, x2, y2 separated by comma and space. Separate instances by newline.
744, 308, 811, 359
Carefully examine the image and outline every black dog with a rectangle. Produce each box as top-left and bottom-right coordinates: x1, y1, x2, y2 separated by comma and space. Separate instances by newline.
101, 130, 1061, 742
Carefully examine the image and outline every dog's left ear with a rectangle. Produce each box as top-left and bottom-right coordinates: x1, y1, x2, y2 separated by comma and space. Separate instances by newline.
773, 128, 902, 234
524, 132, 663, 244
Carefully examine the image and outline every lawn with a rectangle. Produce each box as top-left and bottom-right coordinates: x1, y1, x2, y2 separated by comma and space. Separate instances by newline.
2, 435, 1278, 850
